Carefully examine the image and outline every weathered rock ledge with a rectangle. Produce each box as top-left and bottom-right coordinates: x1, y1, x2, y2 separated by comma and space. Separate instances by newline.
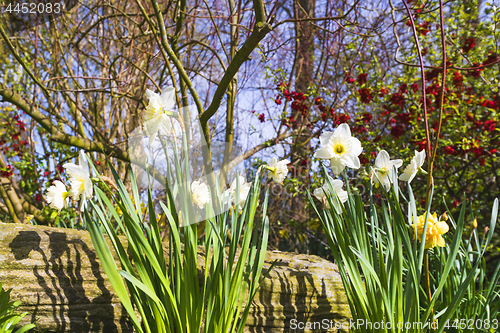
0, 222, 350, 332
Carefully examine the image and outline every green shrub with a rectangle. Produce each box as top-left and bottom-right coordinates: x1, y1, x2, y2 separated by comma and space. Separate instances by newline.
0, 283, 35, 333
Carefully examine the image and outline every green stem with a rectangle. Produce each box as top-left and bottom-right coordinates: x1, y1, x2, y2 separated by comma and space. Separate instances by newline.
424, 249, 435, 331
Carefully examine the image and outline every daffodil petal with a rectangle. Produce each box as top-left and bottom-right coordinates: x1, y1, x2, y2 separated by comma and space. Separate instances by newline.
314, 146, 335, 159
415, 150, 426, 167
145, 116, 162, 136
340, 153, 360, 169
313, 188, 325, 201
319, 131, 334, 146
159, 114, 172, 135
375, 150, 390, 168
334, 123, 351, 138
391, 159, 403, 168
436, 221, 449, 234
330, 158, 346, 174
161, 86, 176, 110
145, 89, 158, 100
349, 137, 363, 156
148, 131, 157, 147
79, 150, 89, 173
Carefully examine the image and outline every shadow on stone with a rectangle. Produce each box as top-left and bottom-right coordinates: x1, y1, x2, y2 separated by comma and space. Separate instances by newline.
8, 230, 129, 332
245, 253, 347, 333
2, 224, 347, 333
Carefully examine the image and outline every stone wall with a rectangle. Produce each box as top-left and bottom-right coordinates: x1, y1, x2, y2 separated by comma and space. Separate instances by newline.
0, 222, 350, 332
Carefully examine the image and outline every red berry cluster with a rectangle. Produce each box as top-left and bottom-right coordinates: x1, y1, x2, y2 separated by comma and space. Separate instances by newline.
425, 68, 441, 81
452, 71, 463, 87
1, 165, 13, 177
444, 146, 455, 155
483, 54, 499, 66
441, 137, 497, 163
468, 63, 484, 78
358, 88, 373, 104
0, 113, 29, 178
414, 139, 427, 151
390, 92, 406, 108
466, 54, 499, 77
313, 96, 351, 126
251, 110, 266, 123
350, 113, 373, 137
481, 99, 499, 109
405, 18, 430, 36
482, 119, 497, 132
344, 73, 355, 84
462, 37, 476, 53
346, 72, 376, 104
357, 73, 367, 85
416, 21, 430, 36
379, 87, 389, 97
334, 113, 351, 126
283, 115, 298, 129
384, 83, 411, 112
425, 83, 441, 96
352, 124, 368, 134
360, 112, 372, 123
275, 82, 320, 129
390, 125, 406, 139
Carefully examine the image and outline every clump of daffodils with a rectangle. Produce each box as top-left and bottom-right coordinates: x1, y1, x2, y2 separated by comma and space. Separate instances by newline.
314, 123, 363, 175
313, 177, 348, 214
45, 150, 94, 212
412, 212, 449, 249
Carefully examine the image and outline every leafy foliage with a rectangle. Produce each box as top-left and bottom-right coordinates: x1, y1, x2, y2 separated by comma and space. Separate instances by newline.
0, 283, 35, 333
309, 166, 500, 332
84, 150, 272, 332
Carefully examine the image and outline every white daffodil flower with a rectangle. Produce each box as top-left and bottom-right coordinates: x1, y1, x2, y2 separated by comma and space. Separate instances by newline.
313, 177, 348, 213
399, 149, 426, 183
221, 176, 251, 210
191, 180, 210, 209
63, 150, 93, 211
220, 189, 233, 208
373, 150, 403, 191
143, 87, 176, 147
267, 157, 290, 185
314, 123, 363, 174
46, 180, 70, 211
